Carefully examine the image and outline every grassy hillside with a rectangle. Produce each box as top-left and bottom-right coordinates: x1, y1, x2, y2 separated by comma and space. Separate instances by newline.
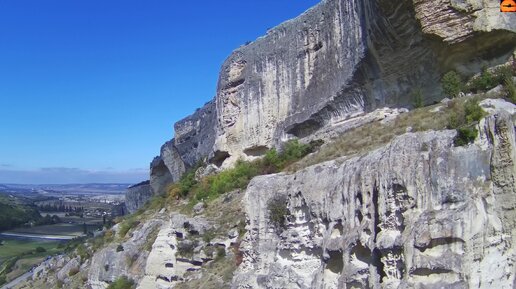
0, 193, 41, 231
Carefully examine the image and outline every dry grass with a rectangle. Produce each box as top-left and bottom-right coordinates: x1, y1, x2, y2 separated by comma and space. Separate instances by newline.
289, 94, 493, 171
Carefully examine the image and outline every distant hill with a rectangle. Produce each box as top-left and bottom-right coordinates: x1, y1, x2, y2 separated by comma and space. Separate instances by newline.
0, 183, 131, 195
0, 192, 41, 231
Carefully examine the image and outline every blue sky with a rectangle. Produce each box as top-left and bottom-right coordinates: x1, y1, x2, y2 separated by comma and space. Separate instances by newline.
0, 0, 320, 184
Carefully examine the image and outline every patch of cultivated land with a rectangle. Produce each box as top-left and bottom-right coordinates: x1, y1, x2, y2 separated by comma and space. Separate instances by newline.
0, 238, 59, 260
5, 223, 99, 238
0, 237, 61, 284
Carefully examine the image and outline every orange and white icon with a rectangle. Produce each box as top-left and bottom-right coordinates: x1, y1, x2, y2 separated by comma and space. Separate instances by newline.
501, 0, 516, 12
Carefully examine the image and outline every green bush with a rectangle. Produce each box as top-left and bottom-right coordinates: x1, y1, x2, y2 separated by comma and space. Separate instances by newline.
467, 65, 515, 94
261, 139, 313, 172
447, 98, 484, 129
267, 195, 289, 232
119, 218, 140, 237
215, 247, 226, 261
503, 71, 516, 104
75, 244, 90, 261
178, 169, 198, 197
412, 87, 424, 108
35, 246, 46, 253
107, 276, 135, 289
464, 99, 484, 123
163, 139, 317, 205
467, 67, 498, 93
442, 71, 463, 98
454, 127, 478, 146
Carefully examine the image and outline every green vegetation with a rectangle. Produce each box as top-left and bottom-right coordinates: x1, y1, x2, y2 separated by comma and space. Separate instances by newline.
441, 64, 516, 103
35, 246, 46, 253
412, 87, 424, 108
215, 247, 226, 261
446, 98, 485, 146
0, 237, 62, 285
467, 67, 498, 93
292, 94, 495, 170
118, 218, 140, 238
143, 228, 159, 251
442, 71, 463, 98
267, 195, 289, 232
166, 140, 317, 205
503, 70, 516, 103
116, 244, 124, 252
107, 276, 135, 289
454, 127, 478, 146
0, 193, 41, 231
0, 238, 60, 260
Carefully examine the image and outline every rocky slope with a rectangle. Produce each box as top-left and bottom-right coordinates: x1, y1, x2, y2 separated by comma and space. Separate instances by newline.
21, 99, 516, 289
234, 108, 516, 289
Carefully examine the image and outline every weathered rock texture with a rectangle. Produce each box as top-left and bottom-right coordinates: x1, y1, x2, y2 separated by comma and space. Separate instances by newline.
125, 180, 152, 213
233, 110, 516, 289
88, 219, 164, 289
149, 0, 516, 195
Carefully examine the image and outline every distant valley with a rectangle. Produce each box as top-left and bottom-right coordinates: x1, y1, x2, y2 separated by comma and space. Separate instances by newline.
0, 183, 130, 286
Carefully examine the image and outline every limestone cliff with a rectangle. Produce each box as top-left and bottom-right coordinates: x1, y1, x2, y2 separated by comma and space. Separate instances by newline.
233, 109, 516, 289
125, 181, 152, 214
148, 0, 516, 199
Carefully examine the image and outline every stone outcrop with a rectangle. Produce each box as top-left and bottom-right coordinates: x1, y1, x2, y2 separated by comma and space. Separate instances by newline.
125, 180, 152, 213
88, 219, 164, 289
233, 108, 516, 289
149, 0, 516, 194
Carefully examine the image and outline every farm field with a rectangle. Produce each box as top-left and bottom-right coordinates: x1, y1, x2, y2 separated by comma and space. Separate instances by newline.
0, 237, 60, 260
4, 223, 101, 238
0, 236, 62, 284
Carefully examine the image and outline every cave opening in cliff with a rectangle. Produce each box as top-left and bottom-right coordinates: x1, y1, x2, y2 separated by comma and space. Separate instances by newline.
210, 150, 230, 167
326, 250, 344, 274
243, 145, 269, 157
286, 118, 323, 138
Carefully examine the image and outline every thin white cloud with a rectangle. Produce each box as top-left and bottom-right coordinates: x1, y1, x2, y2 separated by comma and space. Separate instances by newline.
0, 167, 149, 184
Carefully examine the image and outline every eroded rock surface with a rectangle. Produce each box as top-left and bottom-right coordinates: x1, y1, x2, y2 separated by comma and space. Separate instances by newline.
233, 111, 516, 289
125, 181, 152, 213
149, 0, 516, 196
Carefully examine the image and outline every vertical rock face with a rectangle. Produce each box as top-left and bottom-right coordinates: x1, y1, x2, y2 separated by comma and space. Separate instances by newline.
173, 100, 217, 167
125, 181, 152, 214
233, 111, 516, 289
149, 0, 516, 188
149, 101, 217, 196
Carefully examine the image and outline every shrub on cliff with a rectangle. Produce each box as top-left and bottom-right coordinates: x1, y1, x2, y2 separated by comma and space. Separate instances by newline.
467, 65, 515, 94
260, 139, 315, 173
184, 139, 316, 203
194, 160, 258, 201
119, 218, 140, 237
454, 127, 478, 146
106, 276, 135, 289
502, 68, 516, 104
447, 97, 485, 146
267, 195, 289, 232
411, 87, 424, 108
442, 71, 463, 98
